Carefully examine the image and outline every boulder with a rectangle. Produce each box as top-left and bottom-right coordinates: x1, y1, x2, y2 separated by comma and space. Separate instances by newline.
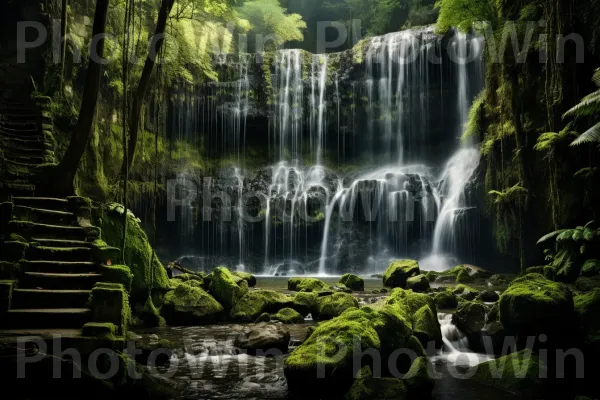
477, 289, 500, 303
345, 366, 407, 400
272, 307, 305, 324
452, 284, 480, 301
288, 277, 330, 292
161, 284, 224, 326
208, 267, 247, 311
292, 291, 319, 316
338, 273, 365, 291
469, 350, 548, 396
574, 288, 600, 347
406, 274, 430, 292
383, 260, 420, 288
234, 323, 290, 354
231, 271, 257, 287
581, 259, 600, 278
316, 292, 359, 320
387, 289, 442, 348
499, 273, 574, 348
575, 276, 600, 292
480, 321, 505, 355
452, 300, 486, 338
434, 291, 458, 309
488, 274, 509, 286
230, 290, 294, 322
403, 356, 434, 398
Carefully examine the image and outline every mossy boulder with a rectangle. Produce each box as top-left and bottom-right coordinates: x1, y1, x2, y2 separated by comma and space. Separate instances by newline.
499, 273, 574, 348
316, 292, 359, 320
96, 204, 169, 298
469, 350, 548, 396
234, 323, 290, 354
230, 290, 294, 322
293, 291, 319, 316
161, 284, 223, 326
345, 366, 407, 400
434, 290, 458, 309
338, 273, 364, 291
139, 296, 166, 328
231, 271, 257, 287
575, 276, 600, 292
488, 274, 509, 286
453, 300, 486, 337
403, 356, 434, 398
477, 289, 500, 303
272, 307, 304, 324
574, 289, 600, 347
208, 267, 248, 311
452, 284, 481, 301
288, 277, 330, 292
581, 259, 600, 278
383, 260, 420, 288
406, 274, 430, 292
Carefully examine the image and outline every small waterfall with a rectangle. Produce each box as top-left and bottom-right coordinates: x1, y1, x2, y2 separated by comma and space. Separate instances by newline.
439, 313, 469, 353
234, 167, 245, 269
274, 50, 303, 160
315, 55, 328, 165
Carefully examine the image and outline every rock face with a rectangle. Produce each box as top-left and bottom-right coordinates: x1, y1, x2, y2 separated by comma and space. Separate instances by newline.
383, 260, 420, 288
230, 290, 293, 322
234, 323, 290, 354
406, 274, 430, 292
161, 283, 224, 325
316, 292, 359, 320
208, 267, 248, 310
345, 366, 407, 400
453, 301, 486, 338
288, 277, 330, 292
499, 273, 575, 348
338, 273, 365, 291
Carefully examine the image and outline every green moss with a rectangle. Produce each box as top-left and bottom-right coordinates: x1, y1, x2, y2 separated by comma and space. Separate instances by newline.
173, 273, 204, 282
452, 284, 481, 300
230, 290, 293, 322
0, 262, 20, 280
90, 282, 131, 336
82, 322, 118, 339
439, 265, 477, 283
293, 291, 319, 316
8, 234, 27, 243
581, 259, 600, 277
454, 300, 487, 337
0, 280, 15, 311
403, 356, 434, 398
272, 307, 304, 324
406, 274, 430, 292
469, 350, 548, 396
231, 271, 257, 287
383, 260, 420, 288
412, 305, 443, 348
208, 267, 247, 311
345, 366, 407, 400
574, 289, 600, 346
338, 274, 364, 291
161, 284, 223, 326
499, 273, 574, 346
97, 205, 168, 298
139, 296, 166, 328
288, 277, 330, 292
406, 335, 425, 357
99, 265, 133, 292
434, 290, 458, 309
316, 292, 359, 320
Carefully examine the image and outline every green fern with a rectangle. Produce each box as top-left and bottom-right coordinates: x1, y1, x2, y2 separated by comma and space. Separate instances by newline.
488, 185, 528, 204
570, 122, 600, 146
563, 68, 600, 146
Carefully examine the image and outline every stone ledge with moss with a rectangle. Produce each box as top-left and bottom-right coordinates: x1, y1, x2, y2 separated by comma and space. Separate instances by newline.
383, 260, 420, 288
90, 282, 131, 336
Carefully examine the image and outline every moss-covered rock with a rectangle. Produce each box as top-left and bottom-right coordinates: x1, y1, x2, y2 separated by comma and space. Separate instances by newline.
230, 290, 294, 322
424, 271, 439, 283
288, 277, 330, 292
316, 292, 359, 320
90, 282, 131, 335
488, 274, 509, 286
383, 260, 420, 288
574, 289, 600, 347
82, 322, 118, 339
453, 300, 486, 337
575, 276, 600, 292
234, 323, 290, 354
403, 356, 434, 398
96, 204, 168, 298
499, 273, 574, 348
99, 264, 133, 292
272, 307, 304, 324
406, 274, 430, 292
293, 291, 319, 316
434, 290, 458, 309
284, 309, 382, 396
161, 284, 223, 326
231, 271, 257, 287
469, 350, 548, 396
581, 259, 600, 278
139, 296, 166, 327
173, 273, 204, 283
477, 289, 500, 303
345, 366, 407, 400
208, 266, 247, 311
452, 284, 481, 301
338, 273, 364, 291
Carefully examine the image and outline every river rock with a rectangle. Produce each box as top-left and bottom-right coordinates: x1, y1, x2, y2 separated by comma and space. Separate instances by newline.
406, 274, 430, 292
292, 291, 319, 316
234, 323, 290, 354
230, 290, 294, 322
272, 307, 304, 324
477, 289, 500, 302
315, 292, 359, 320
452, 284, 480, 301
383, 260, 420, 288
403, 356, 434, 398
161, 284, 224, 326
345, 366, 407, 400
499, 273, 574, 348
434, 290, 458, 309
288, 277, 330, 292
231, 271, 257, 287
338, 273, 364, 291
452, 300, 486, 338
208, 266, 248, 310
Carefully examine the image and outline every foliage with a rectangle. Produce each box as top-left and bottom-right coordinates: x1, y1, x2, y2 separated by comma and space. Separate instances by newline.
564, 69, 600, 146
435, 0, 499, 32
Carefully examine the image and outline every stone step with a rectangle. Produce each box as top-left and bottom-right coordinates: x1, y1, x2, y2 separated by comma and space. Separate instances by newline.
0, 181, 35, 197
3, 153, 44, 165
0, 143, 45, 156
24, 246, 93, 263
3, 158, 41, 168
21, 260, 97, 273
1, 113, 48, 122
21, 272, 102, 290
8, 221, 90, 241
13, 205, 76, 225
0, 135, 43, 146
31, 238, 91, 248
0, 121, 38, 131
1, 308, 92, 329
12, 197, 69, 211
11, 289, 91, 309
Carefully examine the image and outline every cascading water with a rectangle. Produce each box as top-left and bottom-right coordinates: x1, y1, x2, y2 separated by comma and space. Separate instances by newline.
165, 27, 487, 275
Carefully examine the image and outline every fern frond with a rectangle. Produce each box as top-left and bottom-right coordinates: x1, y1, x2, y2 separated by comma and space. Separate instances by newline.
563, 91, 600, 118
537, 229, 567, 245
571, 122, 600, 146
574, 167, 598, 179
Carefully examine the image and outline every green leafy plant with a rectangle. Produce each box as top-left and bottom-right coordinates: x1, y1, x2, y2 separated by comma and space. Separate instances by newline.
564, 69, 600, 146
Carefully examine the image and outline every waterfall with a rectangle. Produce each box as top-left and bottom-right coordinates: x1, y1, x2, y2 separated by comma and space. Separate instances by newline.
315, 55, 328, 165
435, 313, 492, 367
274, 50, 303, 161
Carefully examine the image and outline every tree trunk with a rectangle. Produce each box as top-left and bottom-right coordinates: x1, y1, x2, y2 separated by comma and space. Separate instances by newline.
60, 0, 68, 88
123, 0, 175, 174
54, 0, 110, 196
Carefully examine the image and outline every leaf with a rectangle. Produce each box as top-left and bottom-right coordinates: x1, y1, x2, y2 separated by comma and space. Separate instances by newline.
556, 229, 575, 242
583, 228, 596, 242
563, 90, 600, 118
572, 230, 584, 242
571, 122, 600, 146
584, 220, 597, 229
537, 229, 567, 245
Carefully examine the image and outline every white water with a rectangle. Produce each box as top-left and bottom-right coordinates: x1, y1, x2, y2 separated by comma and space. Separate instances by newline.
435, 313, 492, 367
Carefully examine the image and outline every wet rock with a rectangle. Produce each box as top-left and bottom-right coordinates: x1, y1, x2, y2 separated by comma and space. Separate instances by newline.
338, 273, 364, 291
315, 292, 359, 320
231, 271, 257, 287
403, 356, 434, 398
271, 307, 304, 324
234, 323, 290, 354
406, 274, 430, 292
477, 289, 500, 303
433, 290, 458, 309
480, 321, 505, 355
230, 290, 294, 322
208, 267, 248, 311
345, 366, 407, 400
292, 292, 319, 316
287, 277, 330, 292
161, 284, 224, 326
452, 301, 486, 338
452, 284, 480, 301
383, 260, 420, 288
